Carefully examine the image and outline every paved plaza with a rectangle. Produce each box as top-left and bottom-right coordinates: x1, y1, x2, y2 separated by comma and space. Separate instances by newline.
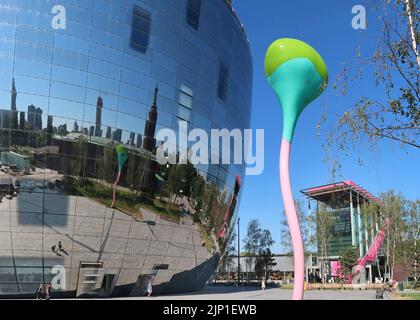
117, 286, 394, 300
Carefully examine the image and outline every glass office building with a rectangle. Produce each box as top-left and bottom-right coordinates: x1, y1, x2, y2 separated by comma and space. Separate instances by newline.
0, 0, 252, 297
301, 181, 382, 258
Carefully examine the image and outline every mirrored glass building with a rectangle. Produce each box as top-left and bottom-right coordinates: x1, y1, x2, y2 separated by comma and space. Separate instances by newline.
0, 0, 252, 297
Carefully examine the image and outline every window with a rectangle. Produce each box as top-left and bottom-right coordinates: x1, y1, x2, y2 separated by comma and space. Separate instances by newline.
130, 6, 151, 53
186, 0, 201, 30
217, 63, 229, 101
177, 85, 193, 122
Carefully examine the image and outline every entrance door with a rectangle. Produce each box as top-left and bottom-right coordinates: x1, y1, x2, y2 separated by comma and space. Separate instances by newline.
99, 274, 116, 297
136, 274, 154, 296
75, 262, 104, 297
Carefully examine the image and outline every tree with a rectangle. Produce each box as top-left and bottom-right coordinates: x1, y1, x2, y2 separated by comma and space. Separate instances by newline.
339, 246, 359, 275
243, 219, 275, 281
166, 161, 198, 205
381, 192, 420, 283
97, 145, 116, 184
260, 229, 275, 251
280, 199, 317, 255
221, 230, 237, 284
255, 248, 277, 280
243, 219, 263, 256
405, 199, 419, 284
319, 0, 419, 176
243, 219, 275, 255
316, 204, 334, 283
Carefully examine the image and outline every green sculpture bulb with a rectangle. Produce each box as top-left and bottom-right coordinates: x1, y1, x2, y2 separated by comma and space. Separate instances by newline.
265, 38, 328, 142
264, 38, 328, 300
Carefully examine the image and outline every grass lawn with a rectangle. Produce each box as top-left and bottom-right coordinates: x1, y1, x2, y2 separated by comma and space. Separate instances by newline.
68, 178, 181, 222
393, 292, 420, 300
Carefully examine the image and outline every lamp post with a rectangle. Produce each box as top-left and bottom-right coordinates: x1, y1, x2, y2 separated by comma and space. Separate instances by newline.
237, 217, 240, 287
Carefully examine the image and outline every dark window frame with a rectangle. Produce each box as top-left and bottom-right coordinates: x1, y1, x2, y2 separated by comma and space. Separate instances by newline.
186, 0, 201, 30
130, 6, 151, 53
217, 63, 229, 101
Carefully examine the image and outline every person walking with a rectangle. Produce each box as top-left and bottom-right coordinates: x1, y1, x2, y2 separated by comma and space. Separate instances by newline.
45, 283, 52, 300
35, 284, 44, 300
147, 280, 153, 297
261, 277, 266, 290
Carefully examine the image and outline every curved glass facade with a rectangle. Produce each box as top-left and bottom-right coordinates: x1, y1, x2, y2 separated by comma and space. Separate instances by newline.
0, 0, 252, 297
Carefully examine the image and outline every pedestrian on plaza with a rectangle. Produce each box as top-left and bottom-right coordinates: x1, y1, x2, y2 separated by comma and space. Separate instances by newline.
147, 280, 153, 297
35, 284, 44, 300
51, 244, 56, 253
45, 283, 52, 300
58, 241, 63, 251
261, 277, 266, 290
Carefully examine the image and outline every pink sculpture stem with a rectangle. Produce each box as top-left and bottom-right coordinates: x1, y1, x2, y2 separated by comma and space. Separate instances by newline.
279, 138, 305, 300
111, 170, 121, 208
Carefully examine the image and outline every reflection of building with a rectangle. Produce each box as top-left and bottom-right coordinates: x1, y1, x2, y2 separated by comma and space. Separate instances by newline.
143, 86, 158, 153
218, 254, 295, 279
218, 175, 241, 241
8, 79, 18, 130
10, 78, 16, 112
128, 132, 135, 146
95, 96, 103, 137
27, 105, 42, 130
112, 129, 122, 143
105, 126, 112, 139
0, 151, 30, 172
301, 181, 384, 283
0, 109, 11, 128
35, 107, 42, 130
19, 112, 25, 130
0, 0, 252, 298
136, 134, 142, 148
73, 121, 79, 133
27, 105, 35, 126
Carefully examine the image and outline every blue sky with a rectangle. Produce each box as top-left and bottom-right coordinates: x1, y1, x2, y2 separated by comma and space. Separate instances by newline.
234, 0, 420, 253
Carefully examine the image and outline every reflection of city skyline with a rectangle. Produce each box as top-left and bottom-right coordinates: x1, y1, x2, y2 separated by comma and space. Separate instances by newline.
1, 78, 158, 150
0, 0, 251, 297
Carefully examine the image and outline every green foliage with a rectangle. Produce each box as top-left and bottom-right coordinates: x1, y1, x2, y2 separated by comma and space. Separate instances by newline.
280, 199, 316, 254
316, 204, 334, 258
339, 246, 359, 275
221, 230, 237, 272
65, 177, 181, 222
255, 248, 277, 279
319, 0, 420, 177
166, 161, 198, 202
243, 219, 275, 255
381, 190, 419, 280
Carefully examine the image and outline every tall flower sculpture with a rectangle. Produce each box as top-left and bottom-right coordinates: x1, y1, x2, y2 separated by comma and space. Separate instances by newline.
265, 38, 328, 300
